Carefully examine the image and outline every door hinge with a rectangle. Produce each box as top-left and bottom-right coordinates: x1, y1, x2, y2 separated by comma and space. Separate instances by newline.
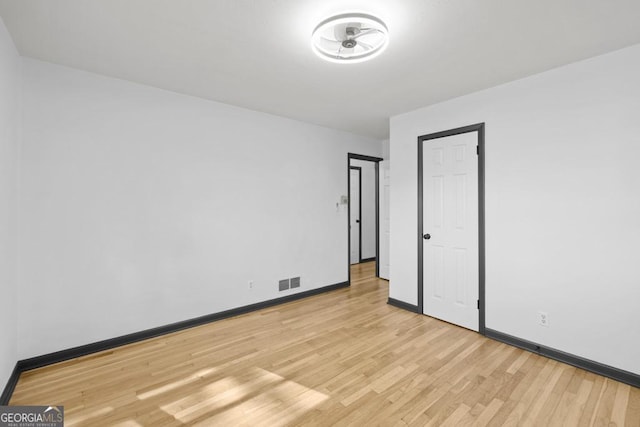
476, 145, 479, 155
477, 299, 480, 309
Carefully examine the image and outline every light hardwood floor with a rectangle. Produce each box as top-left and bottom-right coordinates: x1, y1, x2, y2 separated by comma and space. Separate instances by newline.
10, 261, 640, 426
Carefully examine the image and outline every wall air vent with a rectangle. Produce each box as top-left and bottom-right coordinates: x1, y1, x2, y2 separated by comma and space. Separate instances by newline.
279, 279, 290, 291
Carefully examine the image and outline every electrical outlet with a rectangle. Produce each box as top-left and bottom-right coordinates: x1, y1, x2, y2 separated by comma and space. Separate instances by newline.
248, 280, 254, 289
538, 311, 549, 327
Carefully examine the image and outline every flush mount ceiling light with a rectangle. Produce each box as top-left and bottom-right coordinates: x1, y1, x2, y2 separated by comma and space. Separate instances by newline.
311, 13, 388, 64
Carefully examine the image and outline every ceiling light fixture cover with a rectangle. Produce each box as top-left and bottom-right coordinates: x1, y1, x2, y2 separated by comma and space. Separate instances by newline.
311, 13, 388, 64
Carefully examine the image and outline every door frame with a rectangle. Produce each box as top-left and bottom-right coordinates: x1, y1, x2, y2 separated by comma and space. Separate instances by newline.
417, 123, 486, 334
349, 166, 363, 264
347, 153, 384, 285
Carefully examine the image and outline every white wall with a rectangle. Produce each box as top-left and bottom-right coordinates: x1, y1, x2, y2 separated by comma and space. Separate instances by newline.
350, 159, 376, 260
0, 16, 20, 389
19, 58, 382, 359
390, 43, 640, 375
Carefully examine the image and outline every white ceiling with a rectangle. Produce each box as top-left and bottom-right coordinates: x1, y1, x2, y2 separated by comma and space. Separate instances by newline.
1, 0, 640, 139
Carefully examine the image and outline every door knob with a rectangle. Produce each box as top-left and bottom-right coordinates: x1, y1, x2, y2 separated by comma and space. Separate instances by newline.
356, 219, 360, 223
423, 233, 431, 240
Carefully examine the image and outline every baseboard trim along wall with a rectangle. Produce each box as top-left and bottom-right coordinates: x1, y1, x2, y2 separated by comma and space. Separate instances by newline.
485, 328, 640, 389
387, 298, 420, 313
360, 257, 377, 263
0, 280, 349, 405
0, 363, 20, 406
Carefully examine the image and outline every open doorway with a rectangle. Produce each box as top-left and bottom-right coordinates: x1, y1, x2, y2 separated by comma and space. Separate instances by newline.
349, 166, 362, 265
347, 153, 383, 284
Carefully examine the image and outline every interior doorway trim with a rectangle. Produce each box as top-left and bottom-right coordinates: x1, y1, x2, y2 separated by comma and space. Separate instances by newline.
349, 166, 363, 263
347, 153, 384, 285
417, 123, 486, 334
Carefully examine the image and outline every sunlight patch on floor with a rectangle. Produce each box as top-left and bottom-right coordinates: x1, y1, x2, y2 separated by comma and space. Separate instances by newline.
159, 367, 328, 425
136, 367, 218, 400
159, 375, 244, 422
65, 406, 114, 426
110, 420, 144, 427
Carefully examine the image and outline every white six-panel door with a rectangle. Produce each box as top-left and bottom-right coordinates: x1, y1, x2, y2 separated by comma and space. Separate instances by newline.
379, 161, 390, 280
422, 132, 479, 331
349, 168, 361, 264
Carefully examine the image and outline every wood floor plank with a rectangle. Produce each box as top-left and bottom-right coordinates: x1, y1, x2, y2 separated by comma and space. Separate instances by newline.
9, 261, 640, 426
